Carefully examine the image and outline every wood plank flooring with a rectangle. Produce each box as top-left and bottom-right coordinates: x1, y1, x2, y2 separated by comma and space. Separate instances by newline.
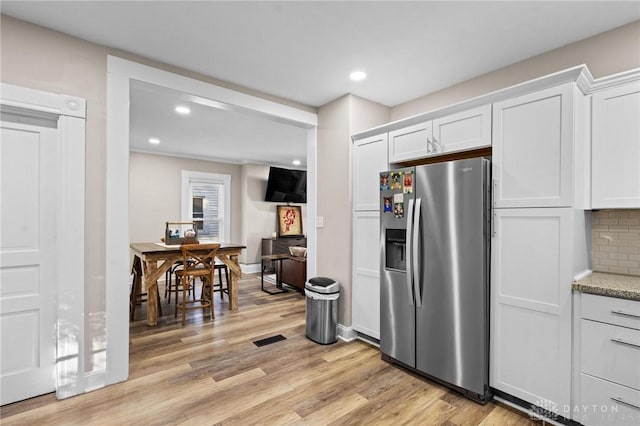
1, 274, 539, 425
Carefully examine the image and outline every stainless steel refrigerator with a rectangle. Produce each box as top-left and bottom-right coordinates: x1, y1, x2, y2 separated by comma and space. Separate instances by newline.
379, 157, 492, 403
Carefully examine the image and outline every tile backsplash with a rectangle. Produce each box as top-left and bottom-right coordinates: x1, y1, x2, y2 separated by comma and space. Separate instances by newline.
592, 209, 640, 276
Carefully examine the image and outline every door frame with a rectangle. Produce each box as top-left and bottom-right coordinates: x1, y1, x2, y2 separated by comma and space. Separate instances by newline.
0, 83, 86, 400
106, 56, 318, 385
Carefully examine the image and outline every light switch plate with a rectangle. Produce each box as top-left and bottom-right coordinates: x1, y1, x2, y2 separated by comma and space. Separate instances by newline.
316, 216, 324, 228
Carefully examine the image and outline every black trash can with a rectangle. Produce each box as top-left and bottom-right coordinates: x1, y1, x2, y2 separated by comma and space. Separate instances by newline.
305, 277, 340, 344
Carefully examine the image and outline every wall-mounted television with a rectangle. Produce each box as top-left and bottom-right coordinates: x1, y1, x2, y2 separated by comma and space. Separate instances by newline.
264, 166, 307, 203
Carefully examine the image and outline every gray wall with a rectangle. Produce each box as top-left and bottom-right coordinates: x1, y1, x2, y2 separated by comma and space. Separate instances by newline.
128, 152, 242, 245
238, 163, 307, 265
316, 95, 391, 326
391, 20, 640, 121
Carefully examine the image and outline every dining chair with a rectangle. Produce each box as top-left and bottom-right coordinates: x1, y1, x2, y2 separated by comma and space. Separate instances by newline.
166, 259, 196, 304
175, 243, 220, 326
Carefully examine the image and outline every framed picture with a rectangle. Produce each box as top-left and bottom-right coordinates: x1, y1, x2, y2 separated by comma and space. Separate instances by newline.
277, 205, 303, 237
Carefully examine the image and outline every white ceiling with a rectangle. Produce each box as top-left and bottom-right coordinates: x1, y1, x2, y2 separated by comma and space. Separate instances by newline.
129, 81, 310, 166
3, 1, 639, 165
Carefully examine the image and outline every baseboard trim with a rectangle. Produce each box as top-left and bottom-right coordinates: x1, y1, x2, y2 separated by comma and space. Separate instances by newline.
493, 391, 576, 426
241, 263, 261, 274
337, 324, 357, 342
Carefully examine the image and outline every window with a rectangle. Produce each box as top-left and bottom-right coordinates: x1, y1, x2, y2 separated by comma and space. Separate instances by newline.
181, 171, 231, 242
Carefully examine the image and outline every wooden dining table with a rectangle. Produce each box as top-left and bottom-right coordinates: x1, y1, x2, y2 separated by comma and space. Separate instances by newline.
130, 242, 245, 326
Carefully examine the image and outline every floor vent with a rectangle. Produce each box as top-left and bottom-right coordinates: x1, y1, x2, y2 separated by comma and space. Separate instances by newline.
253, 334, 286, 347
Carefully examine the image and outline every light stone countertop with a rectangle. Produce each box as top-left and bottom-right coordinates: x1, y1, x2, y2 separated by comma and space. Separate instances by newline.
572, 272, 640, 301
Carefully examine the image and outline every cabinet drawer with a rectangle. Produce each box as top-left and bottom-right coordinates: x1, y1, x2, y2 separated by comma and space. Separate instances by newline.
580, 373, 640, 426
582, 320, 640, 390
582, 293, 640, 330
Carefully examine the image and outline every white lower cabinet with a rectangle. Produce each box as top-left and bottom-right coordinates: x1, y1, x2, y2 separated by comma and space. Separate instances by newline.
580, 374, 640, 426
352, 210, 381, 339
578, 293, 640, 426
490, 208, 574, 410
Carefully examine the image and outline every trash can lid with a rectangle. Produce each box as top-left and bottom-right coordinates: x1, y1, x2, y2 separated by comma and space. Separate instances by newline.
305, 277, 340, 294
308, 277, 336, 287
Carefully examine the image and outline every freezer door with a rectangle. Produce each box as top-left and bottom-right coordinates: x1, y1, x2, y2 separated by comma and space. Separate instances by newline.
414, 158, 490, 396
379, 168, 415, 367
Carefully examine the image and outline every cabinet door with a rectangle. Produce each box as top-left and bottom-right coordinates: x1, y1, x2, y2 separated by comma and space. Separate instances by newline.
388, 121, 432, 163
353, 134, 388, 211
493, 84, 574, 208
490, 208, 573, 409
432, 104, 492, 154
592, 82, 640, 208
352, 211, 381, 339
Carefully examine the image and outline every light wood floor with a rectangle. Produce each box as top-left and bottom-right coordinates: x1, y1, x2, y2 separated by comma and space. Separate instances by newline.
1, 274, 539, 425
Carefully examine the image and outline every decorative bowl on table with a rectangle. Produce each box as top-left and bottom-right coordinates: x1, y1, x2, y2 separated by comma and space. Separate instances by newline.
289, 246, 307, 257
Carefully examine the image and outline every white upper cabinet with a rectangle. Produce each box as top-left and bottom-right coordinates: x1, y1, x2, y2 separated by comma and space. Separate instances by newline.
492, 84, 575, 208
388, 121, 432, 163
432, 104, 492, 154
353, 133, 388, 211
388, 105, 492, 163
592, 81, 640, 209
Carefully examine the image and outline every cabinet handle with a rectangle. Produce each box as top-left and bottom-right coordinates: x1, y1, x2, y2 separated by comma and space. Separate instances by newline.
611, 397, 640, 411
426, 137, 433, 154
612, 309, 640, 320
492, 212, 496, 238
611, 337, 640, 349
432, 137, 439, 153
492, 179, 497, 207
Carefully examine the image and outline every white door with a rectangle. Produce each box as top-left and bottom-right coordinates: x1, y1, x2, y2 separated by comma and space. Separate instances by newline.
592, 81, 640, 208
1, 119, 58, 404
432, 104, 492, 155
492, 84, 574, 208
353, 133, 388, 211
490, 208, 573, 410
388, 121, 432, 163
352, 211, 381, 339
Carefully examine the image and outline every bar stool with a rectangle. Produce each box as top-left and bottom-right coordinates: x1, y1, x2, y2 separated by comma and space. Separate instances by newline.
175, 243, 220, 326
213, 261, 229, 300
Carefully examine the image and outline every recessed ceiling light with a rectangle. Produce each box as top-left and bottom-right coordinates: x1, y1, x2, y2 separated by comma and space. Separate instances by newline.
148, 138, 160, 145
350, 71, 367, 81
175, 105, 191, 115
292, 160, 301, 166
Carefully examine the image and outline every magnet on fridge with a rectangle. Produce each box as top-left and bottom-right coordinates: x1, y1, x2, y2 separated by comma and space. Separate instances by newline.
403, 171, 413, 194
390, 171, 403, 190
383, 197, 393, 212
394, 202, 404, 218
380, 173, 390, 191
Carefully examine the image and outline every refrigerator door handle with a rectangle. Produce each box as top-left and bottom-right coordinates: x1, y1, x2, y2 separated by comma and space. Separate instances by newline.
406, 197, 415, 306
413, 198, 422, 308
